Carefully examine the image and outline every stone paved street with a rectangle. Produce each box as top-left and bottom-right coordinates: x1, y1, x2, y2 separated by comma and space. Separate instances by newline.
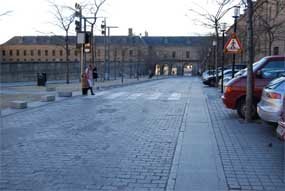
0, 77, 284, 191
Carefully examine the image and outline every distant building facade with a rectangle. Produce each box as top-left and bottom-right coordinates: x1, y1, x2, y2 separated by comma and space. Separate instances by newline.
0, 35, 212, 82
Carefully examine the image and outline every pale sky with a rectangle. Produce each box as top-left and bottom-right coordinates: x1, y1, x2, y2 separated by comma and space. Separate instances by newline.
0, 0, 240, 44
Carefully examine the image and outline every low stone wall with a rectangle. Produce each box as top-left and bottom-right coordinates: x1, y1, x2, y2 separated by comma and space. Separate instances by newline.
0, 61, 150, 83
0, 62, 80, 82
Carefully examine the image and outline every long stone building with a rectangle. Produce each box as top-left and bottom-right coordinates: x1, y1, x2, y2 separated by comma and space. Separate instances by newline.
0, 34, 212, 82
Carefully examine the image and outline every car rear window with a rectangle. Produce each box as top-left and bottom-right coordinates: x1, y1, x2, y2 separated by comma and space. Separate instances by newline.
266, 77, 285, 90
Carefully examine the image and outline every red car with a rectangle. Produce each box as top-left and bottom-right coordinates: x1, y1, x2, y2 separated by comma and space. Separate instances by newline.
222, 55, 285, 118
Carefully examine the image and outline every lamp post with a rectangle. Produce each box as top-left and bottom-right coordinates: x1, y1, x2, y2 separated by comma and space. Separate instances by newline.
107, 25, 118, 80
213, 39, 217, 86
232, 6, 240, 78
220, 22, 227, 93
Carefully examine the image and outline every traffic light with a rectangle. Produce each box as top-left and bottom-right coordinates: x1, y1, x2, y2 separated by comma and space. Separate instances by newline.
85, 32, 91, 44
75, 20, 81, 32
84, 32, 92, 53
101, 20, 106, 35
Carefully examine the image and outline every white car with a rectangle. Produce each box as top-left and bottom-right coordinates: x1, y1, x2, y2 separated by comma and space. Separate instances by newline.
257, 77, 285, 123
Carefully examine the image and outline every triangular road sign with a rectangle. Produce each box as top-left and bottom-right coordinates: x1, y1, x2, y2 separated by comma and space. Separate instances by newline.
224, 33, 243, 54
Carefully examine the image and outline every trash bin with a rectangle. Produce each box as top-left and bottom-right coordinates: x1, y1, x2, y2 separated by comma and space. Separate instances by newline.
37, 72, 47, 86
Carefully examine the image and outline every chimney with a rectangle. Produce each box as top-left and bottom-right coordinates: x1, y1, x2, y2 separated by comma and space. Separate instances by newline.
128, 28, 133, 36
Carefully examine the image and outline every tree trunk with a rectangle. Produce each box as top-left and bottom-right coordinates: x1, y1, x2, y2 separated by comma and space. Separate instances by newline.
245, 0, 254, 122
91, 24, 95, 68
215, 20, 219, 86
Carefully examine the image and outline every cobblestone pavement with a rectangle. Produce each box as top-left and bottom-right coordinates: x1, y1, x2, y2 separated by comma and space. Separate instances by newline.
1, 77, 284, 191
204, 86, 285, 191
0, 78, 191, 191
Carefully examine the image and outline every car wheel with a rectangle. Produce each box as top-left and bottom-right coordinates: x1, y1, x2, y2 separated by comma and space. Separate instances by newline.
237, 98, 258, 119
209, 79, 215, 87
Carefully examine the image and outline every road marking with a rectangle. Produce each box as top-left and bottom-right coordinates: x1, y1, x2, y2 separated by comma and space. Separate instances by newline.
126, 93, 143, 100
105, 92, 127, 99
147, 92, 162, 100
168, 93, 181, 100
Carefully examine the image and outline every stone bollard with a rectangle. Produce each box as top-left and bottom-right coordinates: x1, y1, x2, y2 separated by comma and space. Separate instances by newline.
41, 95, 56, 102
10, 101, 28, 109
58, 91, 72, 97
46, 87, 56, 92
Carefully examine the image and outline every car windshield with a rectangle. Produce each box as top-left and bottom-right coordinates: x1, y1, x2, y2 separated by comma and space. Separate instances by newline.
235, 58, 267, 77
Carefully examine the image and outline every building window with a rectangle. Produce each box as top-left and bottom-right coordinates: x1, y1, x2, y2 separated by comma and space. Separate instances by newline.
273, 47, 279, 55
16, 50, 20, 56
172, 51, 176, 58
74, 50, 77, 56
38, 59, 41, 61
23, 50, 27, 56
30, 50, 34, 56
38, 50, 41, 56
31, 58, 34, 61
129, 50, 133, 56
2, 50, 5, 56
97, 49, 101, 57
45, 50, 48, 56
186, 51, 190, 58
59, 50, 63, 56
9, 50, 13, 56
24, 59, 26, 61
52, 50, 56, 56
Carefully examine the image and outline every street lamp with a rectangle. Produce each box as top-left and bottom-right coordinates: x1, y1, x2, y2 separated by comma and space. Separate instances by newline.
232, 6, 240, 78
213, 39, 217, 86
220, 22, 227, 93
107, 25, 118, 80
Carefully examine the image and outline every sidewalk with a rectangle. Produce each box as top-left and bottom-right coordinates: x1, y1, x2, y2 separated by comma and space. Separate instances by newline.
0, 76, 166, 110
172, 78, 285, 191
172, 77, 227, 191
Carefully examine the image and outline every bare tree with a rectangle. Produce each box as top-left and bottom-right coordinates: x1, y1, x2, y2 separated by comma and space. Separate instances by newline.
0, 10, 12, 17
86, 0, 107, 68
189, 0, 236, 86
254, 0, 285, 55
49, 1, 75, 84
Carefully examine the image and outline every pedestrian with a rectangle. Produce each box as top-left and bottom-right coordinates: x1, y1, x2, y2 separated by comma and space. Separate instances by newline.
85, 64, 95, 95
93, 67, 98, 82
81, 73, 89, 95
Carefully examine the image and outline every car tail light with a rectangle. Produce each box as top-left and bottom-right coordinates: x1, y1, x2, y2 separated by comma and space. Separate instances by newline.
266, 92, 281, 99
225, 86, 232, 93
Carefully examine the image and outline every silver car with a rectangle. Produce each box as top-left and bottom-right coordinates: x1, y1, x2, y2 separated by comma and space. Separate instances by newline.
257, 77, 285, 123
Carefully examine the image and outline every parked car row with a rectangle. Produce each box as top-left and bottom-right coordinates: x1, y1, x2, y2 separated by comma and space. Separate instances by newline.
222, 55, 285, 119
202, 64, 246, 87
218, 55, 285, 140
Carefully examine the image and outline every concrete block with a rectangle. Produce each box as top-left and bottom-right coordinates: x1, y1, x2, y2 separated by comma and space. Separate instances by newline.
10, 101, 27, 109
46, 87, 56, 91
58, 91, 72, 97
41, 95, 56, 102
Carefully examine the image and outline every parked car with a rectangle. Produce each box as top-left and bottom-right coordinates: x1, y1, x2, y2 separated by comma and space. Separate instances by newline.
222, 55, 285, 119
202, 70, 217, 86
224, 63, 247, 71
218, 69, 240, 88
257, 77, 285, 123
276, 96, 285, 140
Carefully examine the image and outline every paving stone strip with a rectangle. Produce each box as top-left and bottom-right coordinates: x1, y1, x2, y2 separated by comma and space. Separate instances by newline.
204, 87, 285, 191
